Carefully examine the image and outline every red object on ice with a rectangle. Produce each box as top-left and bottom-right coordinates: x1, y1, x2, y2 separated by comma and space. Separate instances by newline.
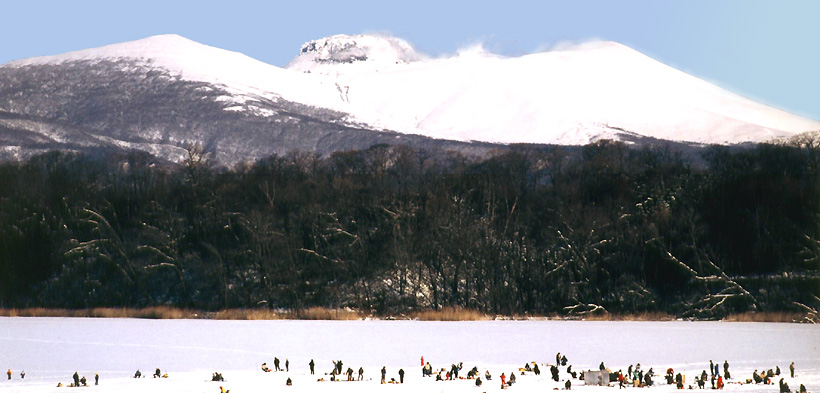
421, 356, 424, 366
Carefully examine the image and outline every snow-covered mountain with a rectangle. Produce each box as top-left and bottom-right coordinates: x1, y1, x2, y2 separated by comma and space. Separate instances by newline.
285, 35, 818, 145
0, 34, 817, 165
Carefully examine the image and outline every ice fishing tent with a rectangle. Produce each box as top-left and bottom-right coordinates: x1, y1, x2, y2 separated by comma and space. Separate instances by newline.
585, 370, 610, 386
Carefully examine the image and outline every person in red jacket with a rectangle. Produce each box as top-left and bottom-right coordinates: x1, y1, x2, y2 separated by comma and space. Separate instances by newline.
501, 373, 506, 387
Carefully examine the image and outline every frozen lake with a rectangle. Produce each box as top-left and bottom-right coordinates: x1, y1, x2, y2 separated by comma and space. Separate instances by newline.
0, 318, 817, 393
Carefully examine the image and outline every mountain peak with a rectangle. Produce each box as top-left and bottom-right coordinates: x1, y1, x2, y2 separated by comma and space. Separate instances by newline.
286, 34, 424, 72
4, 34, 232, 68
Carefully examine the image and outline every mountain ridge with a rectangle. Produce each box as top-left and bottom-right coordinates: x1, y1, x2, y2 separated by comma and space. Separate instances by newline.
1, 34, 817, 165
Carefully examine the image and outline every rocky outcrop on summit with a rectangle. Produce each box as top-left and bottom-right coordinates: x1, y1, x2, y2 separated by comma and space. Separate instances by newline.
286, 34, 425, 72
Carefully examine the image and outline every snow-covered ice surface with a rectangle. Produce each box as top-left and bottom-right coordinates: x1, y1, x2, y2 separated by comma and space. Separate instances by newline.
0, 318, 817, 393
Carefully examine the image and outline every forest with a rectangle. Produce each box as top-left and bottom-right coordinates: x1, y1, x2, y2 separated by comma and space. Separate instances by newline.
1, 138, 818, 319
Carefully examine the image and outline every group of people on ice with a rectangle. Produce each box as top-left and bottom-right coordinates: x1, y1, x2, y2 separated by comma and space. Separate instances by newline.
261, 357, 289, 373
5, 369, 24, 380
54, 371, 98, 387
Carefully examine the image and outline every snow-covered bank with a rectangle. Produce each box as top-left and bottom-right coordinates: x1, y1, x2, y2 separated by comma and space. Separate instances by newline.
0, 318, 817, 393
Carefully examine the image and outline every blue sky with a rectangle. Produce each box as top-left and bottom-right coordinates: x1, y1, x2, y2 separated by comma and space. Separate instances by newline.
2, 0, 818, 121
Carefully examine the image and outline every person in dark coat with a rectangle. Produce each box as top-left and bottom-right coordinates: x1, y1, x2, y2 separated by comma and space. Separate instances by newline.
476, 377, 482, 387
723, 361, 729, 379
309, 359, 315, 375
600, 362, 606, 371
779, 378, 790, 393
399, 368, 405, 383
285, 359, 289, 372
381, 366, 386, 384
562, 355, 568, 366
710, 361, 715, 377
274, 357, 281, 372
533, 363, 541, 376
95, 373, 99, 385
73, 371, 80, 386
790, 362, 795, 378
565, 379, 572, 390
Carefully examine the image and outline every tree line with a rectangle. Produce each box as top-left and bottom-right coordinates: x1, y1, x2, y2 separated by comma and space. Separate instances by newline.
1, 139, 818, 318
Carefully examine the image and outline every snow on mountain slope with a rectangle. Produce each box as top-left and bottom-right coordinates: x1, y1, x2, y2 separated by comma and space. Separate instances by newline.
5, 34, 818, 146
4, 34, 344, 117
286, 39, 820, 145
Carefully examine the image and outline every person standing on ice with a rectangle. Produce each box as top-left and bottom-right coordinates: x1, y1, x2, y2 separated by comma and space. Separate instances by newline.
399, 368, 405, 383
274, 357, 281, 371
790, 362, 795, 378
500, 372, 506, 386
285, 359, 289, 372
358, 367, 364, 381
381, 366, 386, 384
73, 371, 80, 386
95, 373, 99, 385
723, 361, 729, 379
709, 361, 715, 378
309, 359, 315, 375
6, 369, 10, 380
